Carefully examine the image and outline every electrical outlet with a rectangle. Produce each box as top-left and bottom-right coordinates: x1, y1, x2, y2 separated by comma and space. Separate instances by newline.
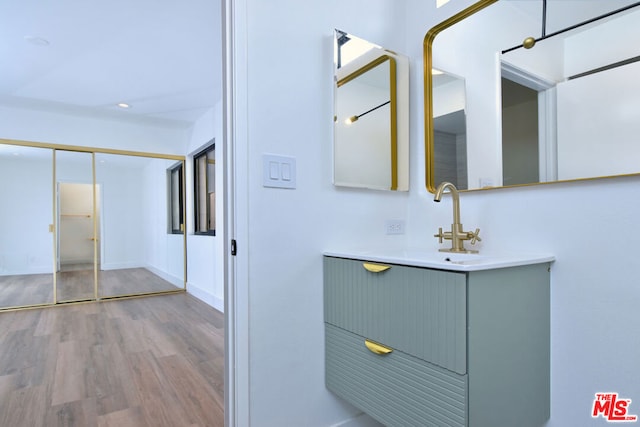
385, 219, 405, 235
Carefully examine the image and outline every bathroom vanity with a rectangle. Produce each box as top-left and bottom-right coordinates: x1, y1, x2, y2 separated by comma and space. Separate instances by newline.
323, 250, 553, 427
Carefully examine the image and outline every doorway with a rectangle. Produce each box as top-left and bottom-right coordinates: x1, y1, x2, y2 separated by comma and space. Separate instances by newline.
501, 62, 558, 184
56, 182, 100, 302
501, 78, 540, 186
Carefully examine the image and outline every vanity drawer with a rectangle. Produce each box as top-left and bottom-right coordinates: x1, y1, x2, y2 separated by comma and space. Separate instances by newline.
324, 256, 467, 374
325, 323, 467, 427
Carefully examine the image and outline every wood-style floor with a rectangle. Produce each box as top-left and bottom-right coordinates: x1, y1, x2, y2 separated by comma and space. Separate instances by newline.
0, 268, 182, 309
0, 293, 224, 427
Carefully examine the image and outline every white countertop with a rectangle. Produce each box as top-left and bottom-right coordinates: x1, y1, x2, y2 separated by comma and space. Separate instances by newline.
323, 248, 555, 272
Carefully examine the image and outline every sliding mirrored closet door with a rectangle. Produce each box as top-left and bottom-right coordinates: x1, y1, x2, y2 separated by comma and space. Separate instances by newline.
54, 150, 97, 303
0, 140, 186, 311
0, 144, 55, 309
95, 153, 186, 298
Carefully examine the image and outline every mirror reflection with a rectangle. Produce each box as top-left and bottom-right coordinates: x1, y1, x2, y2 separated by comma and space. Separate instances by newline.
95, 153, 185, 298
334, 29, 409, 191
433, 70, 467, 189
426, 0, 640, 191
0, 144, 54, 308
55, 150, 97, 302
0, 141, 186, 310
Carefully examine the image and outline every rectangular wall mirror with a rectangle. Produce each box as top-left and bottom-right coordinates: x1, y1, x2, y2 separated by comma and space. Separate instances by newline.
424, 0, 640, 192
334, 29, 409, 191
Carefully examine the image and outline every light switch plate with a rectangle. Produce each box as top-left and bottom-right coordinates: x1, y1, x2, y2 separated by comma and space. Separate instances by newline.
263, 154, 296, 189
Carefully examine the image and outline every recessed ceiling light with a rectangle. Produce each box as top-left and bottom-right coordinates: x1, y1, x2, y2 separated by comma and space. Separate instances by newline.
117, 103, 131, 109
24, 36, 50, 46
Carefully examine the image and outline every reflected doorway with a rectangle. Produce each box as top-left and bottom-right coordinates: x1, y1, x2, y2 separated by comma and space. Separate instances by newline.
57, 183, 100, 273
55, 150, 97, 302
501, 78, 539, 186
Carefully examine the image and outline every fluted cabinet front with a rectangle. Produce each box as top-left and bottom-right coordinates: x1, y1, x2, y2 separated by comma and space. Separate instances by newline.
324, 257, 466, 374
323, 256, 550, 427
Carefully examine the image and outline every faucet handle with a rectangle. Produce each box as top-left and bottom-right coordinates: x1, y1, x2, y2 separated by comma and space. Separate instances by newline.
469, 228, 481, 245
434, 227, 444, 243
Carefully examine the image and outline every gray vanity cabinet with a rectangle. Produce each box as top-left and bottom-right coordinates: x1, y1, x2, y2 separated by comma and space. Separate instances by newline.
324, 256, 550, 427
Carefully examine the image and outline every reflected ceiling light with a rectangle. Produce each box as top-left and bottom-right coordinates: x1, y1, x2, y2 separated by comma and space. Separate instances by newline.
432, 68, 444, 75
117, 103, 131, 109
436, 0, 451, 8
344, 100, 390, 125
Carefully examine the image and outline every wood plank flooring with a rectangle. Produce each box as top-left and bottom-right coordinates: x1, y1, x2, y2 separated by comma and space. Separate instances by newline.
0, 293, 224, 427
0, 268, 182, 309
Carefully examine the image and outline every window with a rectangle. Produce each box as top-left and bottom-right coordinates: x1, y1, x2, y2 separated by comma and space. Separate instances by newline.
194, 143, 215, 235
168, 162, 184, 234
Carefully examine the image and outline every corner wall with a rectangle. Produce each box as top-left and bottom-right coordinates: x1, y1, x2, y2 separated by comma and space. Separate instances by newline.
237, 0, 410, 425
235, 0, 640, 425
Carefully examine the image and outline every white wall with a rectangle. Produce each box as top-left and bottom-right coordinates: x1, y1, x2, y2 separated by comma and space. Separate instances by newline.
234, 0, 640, 425
557, 62, 640, 180
335, 82, 391, 189
96, 161, 146, 270
142, 157, 185, 286
0, 106, 188, 154
406, 1, 640, 426
185, 103, 225, 311
235, 0, 410, 425
0, 153, 53, 275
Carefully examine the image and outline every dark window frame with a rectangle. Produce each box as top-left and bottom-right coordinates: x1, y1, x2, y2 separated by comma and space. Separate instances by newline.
168, 162, 184, 234
193, 143, 216, 236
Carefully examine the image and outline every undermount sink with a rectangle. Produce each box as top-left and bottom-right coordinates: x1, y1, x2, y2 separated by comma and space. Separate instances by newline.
323, 249, 554, 271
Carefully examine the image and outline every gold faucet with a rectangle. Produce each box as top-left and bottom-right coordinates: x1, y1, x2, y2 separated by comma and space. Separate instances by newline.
433, 182, 481, 253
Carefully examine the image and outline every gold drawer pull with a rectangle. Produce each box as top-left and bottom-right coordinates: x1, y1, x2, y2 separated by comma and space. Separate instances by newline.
365, 339, 393, 355
362, 262, 391, 273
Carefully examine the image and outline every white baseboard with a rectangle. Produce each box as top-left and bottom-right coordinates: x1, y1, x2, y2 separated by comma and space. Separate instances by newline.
0, 267, 52, 276
187, 283, 224, 312
101, 262, 143, 270
145, 264, 184, 288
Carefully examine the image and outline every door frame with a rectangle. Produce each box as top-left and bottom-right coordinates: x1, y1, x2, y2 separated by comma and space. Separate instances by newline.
501, 61, 558, 183
222, 0, 248, 424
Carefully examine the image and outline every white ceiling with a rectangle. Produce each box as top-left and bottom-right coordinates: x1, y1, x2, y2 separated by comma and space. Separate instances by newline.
0, 0, 222, 128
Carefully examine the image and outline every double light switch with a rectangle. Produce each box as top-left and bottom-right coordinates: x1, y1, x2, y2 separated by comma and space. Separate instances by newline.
262, 154, 296, 189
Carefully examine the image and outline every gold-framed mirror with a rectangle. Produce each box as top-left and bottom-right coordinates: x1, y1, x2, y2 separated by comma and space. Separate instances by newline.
334, 29, 409, 191
424, 0, 640, 192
